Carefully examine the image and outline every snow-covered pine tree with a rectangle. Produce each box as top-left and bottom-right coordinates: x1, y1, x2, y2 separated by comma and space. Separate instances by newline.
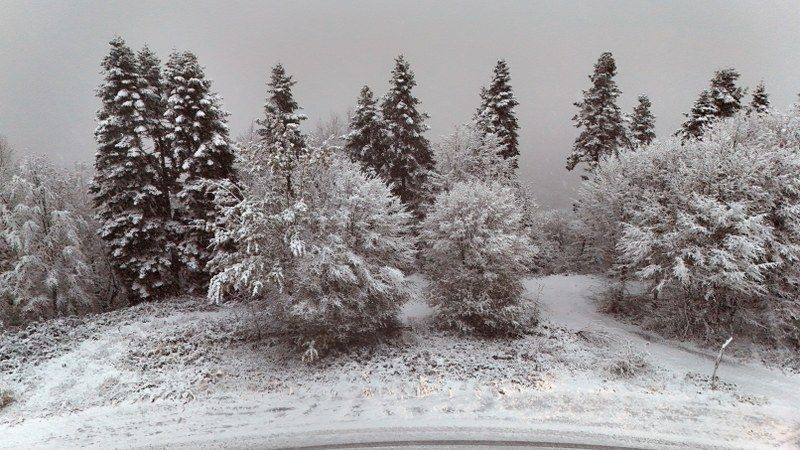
90, 37, 173, 301
257, 64, 308, 196
709, 68, 745, 118
344, 85, 390, 176
163, 51, 236, 286
474, 59, 520, 165
381, 55, 434, 213
567, 52, 628, 174
628, 94, 656, 148
677, 89, 717, 141
430, 124, 516, 192
136, 45, 175, 213
749, 81, 770, 114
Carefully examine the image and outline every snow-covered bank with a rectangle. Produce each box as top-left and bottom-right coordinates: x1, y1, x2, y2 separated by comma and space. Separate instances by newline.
1, 275, 798, 449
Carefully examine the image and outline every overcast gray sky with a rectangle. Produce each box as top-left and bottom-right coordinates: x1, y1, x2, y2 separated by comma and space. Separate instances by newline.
1, 0, 799, 208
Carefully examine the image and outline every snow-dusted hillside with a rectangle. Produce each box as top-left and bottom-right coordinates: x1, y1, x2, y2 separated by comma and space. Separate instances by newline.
1, 275, 798, 449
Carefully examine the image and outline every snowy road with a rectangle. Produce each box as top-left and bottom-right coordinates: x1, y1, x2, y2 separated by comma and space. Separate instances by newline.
527, 275, 800, 408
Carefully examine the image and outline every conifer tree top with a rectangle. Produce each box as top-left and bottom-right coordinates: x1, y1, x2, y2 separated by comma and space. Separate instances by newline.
709, 68, 745, 118
749, 81, 770, 113
383, 55, 429, 132
137, 45, 162, 86
567, 51, 627, 172
265, 63, 301, 118
475, 59, 520, 162
629, 94, 656, 147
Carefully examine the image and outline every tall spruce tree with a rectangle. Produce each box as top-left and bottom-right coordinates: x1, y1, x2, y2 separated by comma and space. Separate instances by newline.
91, 37, 173, 301
345, 85, 390, 176
474, 59, 520, 164
136, 45, 176, 225
257, 64, 308, 197
628, 94, 656, 147
749, 81, 770, 114
677, 89, 717, 141
709, 68, 745, 118
566, 52, 628, 173
380, 55, 434, 211
163, 51, 236, 285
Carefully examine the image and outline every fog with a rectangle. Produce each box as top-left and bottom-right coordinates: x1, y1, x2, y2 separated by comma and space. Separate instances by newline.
1, 0, 799, 208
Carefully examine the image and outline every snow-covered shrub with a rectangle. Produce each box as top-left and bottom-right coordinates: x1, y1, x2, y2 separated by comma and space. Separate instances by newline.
429, 124, 516, 192
529, 209, 589, 274
579, 111, 800, 344
0, 157, 125, 327
208, 143, 416, 353
420, 180, 535, 336
604, 342, 650, 378
0, 389, 12, 410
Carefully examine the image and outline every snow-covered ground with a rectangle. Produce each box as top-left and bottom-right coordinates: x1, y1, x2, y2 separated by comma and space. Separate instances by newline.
1, 275, 799, 449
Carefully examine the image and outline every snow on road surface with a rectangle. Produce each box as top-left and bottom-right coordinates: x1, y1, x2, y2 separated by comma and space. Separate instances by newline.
1, 275, 798, 449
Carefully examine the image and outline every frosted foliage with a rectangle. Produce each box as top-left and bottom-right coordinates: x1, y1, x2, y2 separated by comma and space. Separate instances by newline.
567, 52, 628, 173
474, 60, 520, 162
0, 157, 123, 327
163, 51, 235, 283
207, 147, 415, 353
430, 124, 516, 192
344, 85, 390, 178
380, 55, 434, 212
420, 181, 534, 336
91, 37, 173, 300
579, 111, 800, 342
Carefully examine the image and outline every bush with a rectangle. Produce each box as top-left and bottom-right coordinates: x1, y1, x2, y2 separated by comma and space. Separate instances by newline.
0, 157, 125, 327
529, 209, 589, 274
604, 342, 650, 378
208, 146, 416, 354
0, 389, 12, 410
578, 111, 800, 345
420, 180, 534, 336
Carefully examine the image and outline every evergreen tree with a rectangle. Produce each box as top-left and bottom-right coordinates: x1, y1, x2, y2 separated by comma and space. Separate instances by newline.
380, 55, 434, 211
566, 52, 628, 173
257, 64, 308, 196
344, 85, 390, 176
677, 68, 746, 141
709, 68, 745, 118
628, 94, 656, 147
163, 51, 236, 286
677, 90, 717, 141
90, 37, 173, 301
749, 81, 770, 114
474, 59, 520, 164
136, 45, 175, 226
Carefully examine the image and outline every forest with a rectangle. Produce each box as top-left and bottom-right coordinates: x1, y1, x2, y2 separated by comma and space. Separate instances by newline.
2, 31, 800, 447
1, 38, 797, 357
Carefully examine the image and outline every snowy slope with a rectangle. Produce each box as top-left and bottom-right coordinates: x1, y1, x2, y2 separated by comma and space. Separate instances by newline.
0, 275, 798, 449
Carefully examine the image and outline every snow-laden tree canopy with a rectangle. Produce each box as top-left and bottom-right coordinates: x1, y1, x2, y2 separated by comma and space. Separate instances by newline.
567, 52, 629, 174
579, 110, 800, 343
164, 50, 236, 286
0, 157, 123, 327
420, 180, 535, 336
207, 141, 416, 354
474, 59, 520, 164
429, 124, 516, 193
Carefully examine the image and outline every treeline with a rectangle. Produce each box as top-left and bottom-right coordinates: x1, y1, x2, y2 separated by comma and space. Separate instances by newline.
558, 52, 799, 348
0, 37, 534, 352
1, 42, 798, 355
